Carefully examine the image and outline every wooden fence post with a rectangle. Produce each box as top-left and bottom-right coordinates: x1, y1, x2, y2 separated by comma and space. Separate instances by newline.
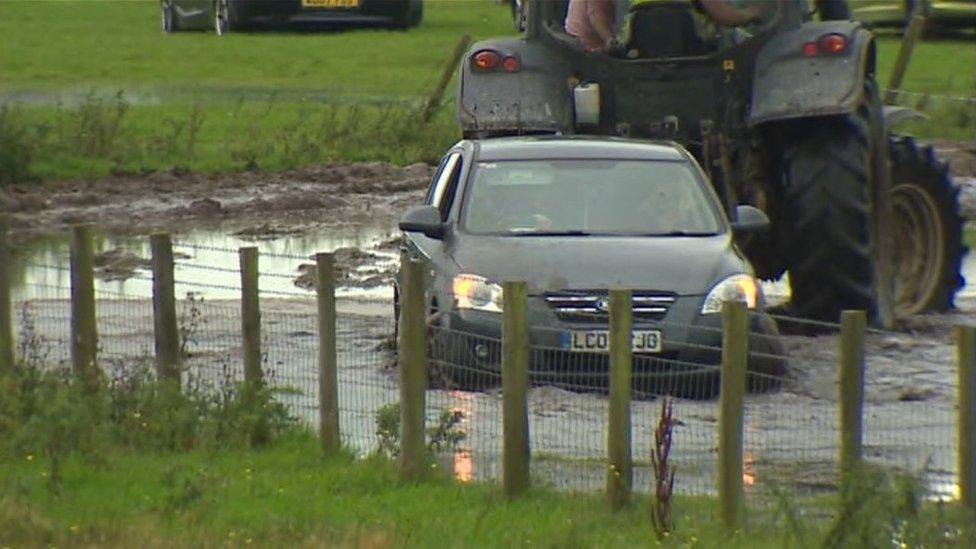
317, 253, 341, 455
151, 233, 180, 386
0, 215, 13, 375
239, 246, 267, 446
958, 325, 976, 512
420, 34, 472, 123
239, 247, 262, 386
398, 253, 427, 481
719, 299, 747, 533
70, 225, 99, 391
607, 289, 634, 510
839, 310, 866, 490
884, 1, 927, 105
502, 280, 530, 498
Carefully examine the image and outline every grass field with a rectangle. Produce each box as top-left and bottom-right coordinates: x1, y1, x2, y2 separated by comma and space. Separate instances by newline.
0, 433, 745, 547
0, 0, 973, 182
3, 432, 974, 547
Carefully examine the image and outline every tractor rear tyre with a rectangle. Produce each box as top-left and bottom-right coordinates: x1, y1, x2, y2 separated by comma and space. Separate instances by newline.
888, 135, 966, 314
780, 114, 879, 323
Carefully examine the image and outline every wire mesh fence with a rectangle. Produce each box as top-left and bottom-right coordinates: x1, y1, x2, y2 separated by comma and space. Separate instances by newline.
6, 245, 971, 506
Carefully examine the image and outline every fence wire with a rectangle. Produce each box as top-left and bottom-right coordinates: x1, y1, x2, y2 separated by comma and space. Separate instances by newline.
9, 266, 965, 504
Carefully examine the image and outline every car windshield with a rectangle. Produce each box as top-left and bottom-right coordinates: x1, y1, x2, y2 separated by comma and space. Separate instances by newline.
462, 159, 722, 236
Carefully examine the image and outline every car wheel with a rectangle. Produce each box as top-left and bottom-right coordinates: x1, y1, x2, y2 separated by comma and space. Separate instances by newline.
214, 0, 239, 35
395, 0, 423, 29
161, 0, 179, 33
429, 329, 500, 391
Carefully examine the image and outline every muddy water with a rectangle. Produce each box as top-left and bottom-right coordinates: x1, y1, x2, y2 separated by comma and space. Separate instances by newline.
10, 225, 400, 301
763, 251, 976, 301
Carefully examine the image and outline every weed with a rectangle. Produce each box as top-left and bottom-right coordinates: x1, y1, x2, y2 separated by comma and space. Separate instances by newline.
177, 291, 204, 359
1, 303, 298, 474
374, 401, 467, 458
0, 105, 35, 185
375, 401, 401, 457
649, 397, 675, 541
159, 464, 211, 519
426, 408, 466, 453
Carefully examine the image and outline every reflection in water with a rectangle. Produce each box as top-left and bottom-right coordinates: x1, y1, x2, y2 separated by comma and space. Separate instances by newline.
449, 391, 475, 483
11, 226, 398, 301
762, 251, 976, 302
743, 451, 757, 488
927, 479, 960, 502
453, 451, 474, 483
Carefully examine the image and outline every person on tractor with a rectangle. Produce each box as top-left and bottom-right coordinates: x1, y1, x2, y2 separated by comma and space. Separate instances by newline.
695, 0, 768, 26
565, 0, 623, 52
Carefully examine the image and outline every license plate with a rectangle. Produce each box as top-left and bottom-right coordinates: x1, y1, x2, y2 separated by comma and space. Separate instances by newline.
565, 330, 662, 353
301, 0, 359, 8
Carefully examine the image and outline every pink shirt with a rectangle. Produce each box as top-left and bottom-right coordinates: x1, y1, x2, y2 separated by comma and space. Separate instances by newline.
565, 0, 616, 51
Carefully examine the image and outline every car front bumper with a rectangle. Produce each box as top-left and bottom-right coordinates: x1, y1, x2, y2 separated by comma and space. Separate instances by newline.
437, 294, 774, 381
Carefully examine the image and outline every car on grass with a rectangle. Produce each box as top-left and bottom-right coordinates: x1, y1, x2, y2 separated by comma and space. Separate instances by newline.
162, 0, 423, 34
397, 136, 786, 398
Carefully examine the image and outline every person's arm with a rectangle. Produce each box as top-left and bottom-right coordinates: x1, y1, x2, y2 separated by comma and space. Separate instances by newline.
698, 0, 764, 26
586, 0, 619, 49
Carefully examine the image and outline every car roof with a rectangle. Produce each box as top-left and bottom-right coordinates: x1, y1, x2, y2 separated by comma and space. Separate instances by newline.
472, 136, 689, 162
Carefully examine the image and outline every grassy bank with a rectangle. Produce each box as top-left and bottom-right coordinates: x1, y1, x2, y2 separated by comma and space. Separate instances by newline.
0, 1, 973, 183
0, 97, 459, 181
0, 435, 707, 547
4, 433, 976, 548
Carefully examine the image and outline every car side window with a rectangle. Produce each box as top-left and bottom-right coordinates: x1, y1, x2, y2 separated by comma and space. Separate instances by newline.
424, 154, 452, 205
427, 152, 463, 220
437, 154, 465, 221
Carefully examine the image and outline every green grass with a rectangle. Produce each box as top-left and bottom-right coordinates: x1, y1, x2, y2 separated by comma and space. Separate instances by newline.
0, 432, 747, 547
965, 227, 975, 248
0, 0, 515, 97
3, 432, 973, 548
0, 1, 972, 183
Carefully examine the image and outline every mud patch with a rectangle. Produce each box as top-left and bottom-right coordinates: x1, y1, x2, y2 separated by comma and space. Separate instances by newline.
94, 249, 151, 282
293, 247, 397, 290
1, 161, 434, 240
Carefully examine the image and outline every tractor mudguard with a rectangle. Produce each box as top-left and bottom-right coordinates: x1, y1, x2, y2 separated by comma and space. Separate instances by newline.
457, 38, 573, 136
748, 21, 875, 127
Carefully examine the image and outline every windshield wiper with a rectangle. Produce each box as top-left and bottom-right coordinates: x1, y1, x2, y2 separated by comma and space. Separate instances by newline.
505, 230, 593, 237
627, 230, 720, 237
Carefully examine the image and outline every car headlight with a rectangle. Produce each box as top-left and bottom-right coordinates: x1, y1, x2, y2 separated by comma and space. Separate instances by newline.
701, 274, 761, 314
453, 274, 504, 313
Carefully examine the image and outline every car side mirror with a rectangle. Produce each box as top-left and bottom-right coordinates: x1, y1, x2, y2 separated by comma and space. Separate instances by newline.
731, 205, 770, 235
399, 205, 446, 240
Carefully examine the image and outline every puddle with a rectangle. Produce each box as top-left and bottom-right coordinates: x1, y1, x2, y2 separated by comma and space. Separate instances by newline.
10, 225, 399, 302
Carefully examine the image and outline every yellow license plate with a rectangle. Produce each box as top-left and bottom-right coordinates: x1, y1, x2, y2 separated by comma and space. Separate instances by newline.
301, 0, 359, 8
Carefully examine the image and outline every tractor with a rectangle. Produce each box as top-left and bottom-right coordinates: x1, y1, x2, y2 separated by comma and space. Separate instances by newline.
457, 0, 965, 326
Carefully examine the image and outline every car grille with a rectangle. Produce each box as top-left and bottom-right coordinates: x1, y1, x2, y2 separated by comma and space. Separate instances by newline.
543, 290, 676, 322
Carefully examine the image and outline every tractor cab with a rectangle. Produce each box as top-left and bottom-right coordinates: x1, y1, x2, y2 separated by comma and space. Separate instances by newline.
459, 0, 828, 145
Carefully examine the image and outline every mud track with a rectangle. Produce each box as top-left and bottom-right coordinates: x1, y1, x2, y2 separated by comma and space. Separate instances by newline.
0, 162, 434, 240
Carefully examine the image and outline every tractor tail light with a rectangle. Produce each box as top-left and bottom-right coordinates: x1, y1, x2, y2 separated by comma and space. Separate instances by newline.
502, 55, 520, 72
803, 33, 848, 57
473, 50, 500, 70
818, 33, 848, 54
